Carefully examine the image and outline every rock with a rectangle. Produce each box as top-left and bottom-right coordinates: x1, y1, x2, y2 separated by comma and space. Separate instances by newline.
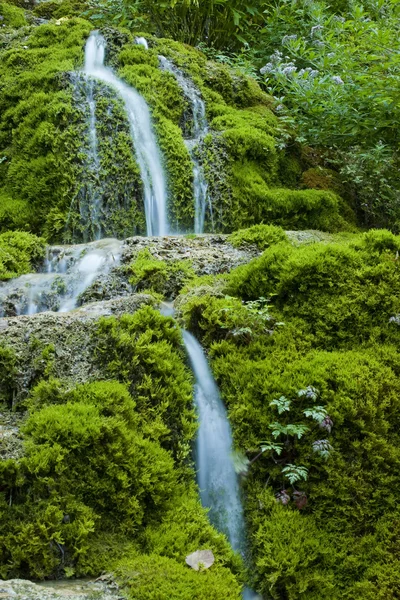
185, 549, 215, 571
0, 294, 154, 406
0, 578, 126, 599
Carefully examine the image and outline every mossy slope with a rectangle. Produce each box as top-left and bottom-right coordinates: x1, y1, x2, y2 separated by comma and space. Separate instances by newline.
0, 1, 353, 241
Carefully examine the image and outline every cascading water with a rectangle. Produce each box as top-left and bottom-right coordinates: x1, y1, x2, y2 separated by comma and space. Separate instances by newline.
182, 330, 258, 599
159, 56, 211, 233
84, 32, 169, 237
69, 73, 103, 241
0, 239, 122, 317
183, 330, 245, 550
135, 37, 149, 50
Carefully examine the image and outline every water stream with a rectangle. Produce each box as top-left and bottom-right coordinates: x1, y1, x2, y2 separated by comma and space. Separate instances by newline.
183, 330, 246, 551
0, 239, 122, 317
84, 32, 169, 236
69, 72, 103, 241
159, 56, 210, 233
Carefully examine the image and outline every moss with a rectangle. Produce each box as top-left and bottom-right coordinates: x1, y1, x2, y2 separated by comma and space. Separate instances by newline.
33, 0, 87, 20
0, 344, 18, 407
115, 553, 242, 600
0, 231, 45, 280
129, 248, 195, 298
0, 192, 33, 232
94, 306, 197, 461
0, 1, 26, 27
228, 224, 288, 250
0, 18, 93, 240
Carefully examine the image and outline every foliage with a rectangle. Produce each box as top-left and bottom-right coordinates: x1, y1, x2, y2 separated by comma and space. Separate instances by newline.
257, 2, 400, 229
129, 248, 195, 297
0, 231, 45, 280
86, 0, 265, 50
94, 306, 196, 460
228, 224, 288, 250
115, 552, 242, 600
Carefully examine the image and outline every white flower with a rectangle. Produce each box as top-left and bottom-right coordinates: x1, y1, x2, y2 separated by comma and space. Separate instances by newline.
310, 25, 323, 37
332, 75, 344, 85
260, 63, 274, 75
282, 65, 297, 76
282, 34, 297, 45
314, 40, 325, 47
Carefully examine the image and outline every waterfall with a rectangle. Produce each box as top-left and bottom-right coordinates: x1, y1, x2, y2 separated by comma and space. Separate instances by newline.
135, 37, 149, 50
182, 330, 246, 550
69, 73, 103, 241
159, 56, 210, 233
84, 32, 169, 237
0, 239, 122, 317
182, 330, 258, 599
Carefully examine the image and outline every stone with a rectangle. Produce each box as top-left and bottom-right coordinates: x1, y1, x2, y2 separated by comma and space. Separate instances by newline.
185, 549, 215, 571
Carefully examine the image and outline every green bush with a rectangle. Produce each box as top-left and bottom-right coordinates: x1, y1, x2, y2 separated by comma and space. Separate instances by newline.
0, 231, 46, 280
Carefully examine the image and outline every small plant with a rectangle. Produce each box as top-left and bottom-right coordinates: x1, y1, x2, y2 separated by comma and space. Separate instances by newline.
247, 386, 334, 509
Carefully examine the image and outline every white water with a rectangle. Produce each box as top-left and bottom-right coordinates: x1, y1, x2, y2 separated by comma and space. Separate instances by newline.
69, 72, 103, 241
85, 32, 168, 236
159, 56, 210, 233
182, 330, 246, 551
0, 239, 122, 317
135, 37, 148, 50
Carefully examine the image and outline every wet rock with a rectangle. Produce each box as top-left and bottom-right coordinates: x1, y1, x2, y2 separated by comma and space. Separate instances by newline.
122, 234, 259, 278
0, 294, 154, 405
0, 578, 126, 600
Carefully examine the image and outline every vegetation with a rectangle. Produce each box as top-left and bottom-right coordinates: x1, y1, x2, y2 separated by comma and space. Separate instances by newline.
2, 0, 400, 597
178, 226, 400, 597
0, 231, 45, 280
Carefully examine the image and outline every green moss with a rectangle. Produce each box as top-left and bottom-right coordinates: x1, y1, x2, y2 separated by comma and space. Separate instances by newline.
175, 228, 400, 597
115, 553, 242, 600
0, 344, 18, 407
228, 224, 288, 250
0, 231, 45, 280
0, 18, 93, 240
129, 248, 195, 298
33, 0, 87, 20
0, 192, 33, 232
0, 1, 26, 27
94, 306, 197, 460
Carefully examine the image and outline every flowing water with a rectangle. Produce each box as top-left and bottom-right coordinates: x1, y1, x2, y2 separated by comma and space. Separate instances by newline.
159, 56, 210, 233
135, 36, 149, 50
84, 32, 169, 236
69, 73, 103, 241
0, 239, 122, 317
182, 330, 246, 551
182, 330, 258, 598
